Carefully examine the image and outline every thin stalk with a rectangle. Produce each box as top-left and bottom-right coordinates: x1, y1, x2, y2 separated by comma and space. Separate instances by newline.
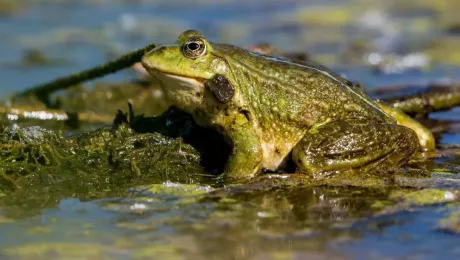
15, 42, 157, 106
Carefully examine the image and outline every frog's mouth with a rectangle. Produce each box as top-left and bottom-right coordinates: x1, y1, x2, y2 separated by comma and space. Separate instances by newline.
160, 71, 205, 84
146, 67, 207, 91
141, 59, 206, 86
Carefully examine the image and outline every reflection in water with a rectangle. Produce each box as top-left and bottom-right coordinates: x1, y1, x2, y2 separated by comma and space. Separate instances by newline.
0, 163, 460, 259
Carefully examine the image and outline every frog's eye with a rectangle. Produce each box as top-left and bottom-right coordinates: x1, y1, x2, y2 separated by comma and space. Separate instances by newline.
182, 38, 206, 59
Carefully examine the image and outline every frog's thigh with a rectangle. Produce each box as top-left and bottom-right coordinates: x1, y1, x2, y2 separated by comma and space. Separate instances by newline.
292, 120, 420, 175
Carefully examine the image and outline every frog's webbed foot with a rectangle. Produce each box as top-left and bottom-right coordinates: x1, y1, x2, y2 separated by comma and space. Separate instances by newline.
292, 120, 420, 178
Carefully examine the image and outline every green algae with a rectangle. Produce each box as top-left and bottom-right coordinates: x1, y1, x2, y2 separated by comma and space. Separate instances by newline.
389, 189, 459, 206
0, 110, 216, 217
438, 207, 460, 234
0, 120, 206, 191
432, 168, 455, 175
146, 182, 213, 198
1, 243, 125, 260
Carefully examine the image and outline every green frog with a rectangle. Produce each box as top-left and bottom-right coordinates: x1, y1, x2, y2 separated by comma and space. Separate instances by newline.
141, 30, 434, 180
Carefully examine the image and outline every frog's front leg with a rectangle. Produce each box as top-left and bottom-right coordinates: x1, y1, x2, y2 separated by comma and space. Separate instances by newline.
292, 120, 420, 177
222, 114, 263, 180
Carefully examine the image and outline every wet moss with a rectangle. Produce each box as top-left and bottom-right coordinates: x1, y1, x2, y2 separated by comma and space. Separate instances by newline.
389, 189, 459, 206
0, 108, 224, 217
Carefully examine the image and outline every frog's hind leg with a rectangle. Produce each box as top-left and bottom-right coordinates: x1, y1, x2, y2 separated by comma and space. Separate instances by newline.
292, 120, 420, 177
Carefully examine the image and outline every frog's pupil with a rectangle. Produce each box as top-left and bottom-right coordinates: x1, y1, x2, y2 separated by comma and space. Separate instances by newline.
188, 42, 200, 51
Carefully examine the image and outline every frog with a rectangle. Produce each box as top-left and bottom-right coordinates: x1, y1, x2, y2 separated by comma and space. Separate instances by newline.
141, 29, 434, 180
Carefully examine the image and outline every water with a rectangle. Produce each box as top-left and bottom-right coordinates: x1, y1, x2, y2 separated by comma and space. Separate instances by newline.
1, 0, 460, 259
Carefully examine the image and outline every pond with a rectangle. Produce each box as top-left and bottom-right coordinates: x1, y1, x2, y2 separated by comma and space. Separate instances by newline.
1, 0, 460, 259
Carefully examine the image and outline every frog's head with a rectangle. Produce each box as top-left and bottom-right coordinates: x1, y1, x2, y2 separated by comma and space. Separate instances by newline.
142, 30, 234, 112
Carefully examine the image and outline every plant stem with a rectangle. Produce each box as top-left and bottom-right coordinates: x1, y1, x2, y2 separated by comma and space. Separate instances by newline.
15, 42, 157, 106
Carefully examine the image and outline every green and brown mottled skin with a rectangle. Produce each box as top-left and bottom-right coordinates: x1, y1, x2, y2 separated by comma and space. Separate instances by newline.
141, 29, 433, 180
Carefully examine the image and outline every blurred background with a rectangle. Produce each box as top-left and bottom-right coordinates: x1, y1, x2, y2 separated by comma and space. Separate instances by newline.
1, 0, 460, 96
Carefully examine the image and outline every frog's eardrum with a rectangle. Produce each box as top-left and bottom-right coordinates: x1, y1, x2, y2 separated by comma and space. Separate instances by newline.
206, 74, 235, 103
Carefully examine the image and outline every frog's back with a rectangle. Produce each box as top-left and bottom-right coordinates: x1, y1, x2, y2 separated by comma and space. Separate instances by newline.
212, 43, 394, 127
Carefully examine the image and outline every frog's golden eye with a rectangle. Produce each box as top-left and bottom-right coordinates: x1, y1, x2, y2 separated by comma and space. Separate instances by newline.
182, 38, 206, 59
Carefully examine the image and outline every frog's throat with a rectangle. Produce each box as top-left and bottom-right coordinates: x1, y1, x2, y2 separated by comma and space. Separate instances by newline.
148, 70, 206, 114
